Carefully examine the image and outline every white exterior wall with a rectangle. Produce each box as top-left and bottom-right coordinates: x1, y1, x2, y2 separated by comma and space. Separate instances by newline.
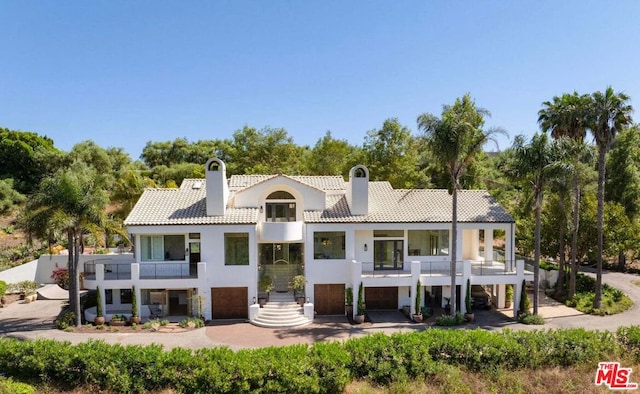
234, 176, 326, 212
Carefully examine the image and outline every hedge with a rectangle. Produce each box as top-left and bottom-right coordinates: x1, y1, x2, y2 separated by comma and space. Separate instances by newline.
0, 327, 633, 393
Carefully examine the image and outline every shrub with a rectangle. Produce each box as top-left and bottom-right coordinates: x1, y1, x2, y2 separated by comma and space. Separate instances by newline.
435, 312, 465, 326
54, 312, 75, 330
415, 280, 422, 315
95, 287, 103, 318
17, 280, 37, 295
0, 377, 35, 394
519, 280, 531, 314
357, 282, 365, 315
517, 313, 545, 325
0, 280, 6, 298
617, 326, 640, 361
50, 267, 69, 289
179, 317, 204, 329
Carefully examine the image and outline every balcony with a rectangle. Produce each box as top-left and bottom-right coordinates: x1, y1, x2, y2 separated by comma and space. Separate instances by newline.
83, 259, 203, 286
357, 260, 525, 280
258, 221, 304, 242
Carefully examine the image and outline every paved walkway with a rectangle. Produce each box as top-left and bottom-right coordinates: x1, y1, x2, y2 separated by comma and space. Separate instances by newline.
2, 269, 640, 350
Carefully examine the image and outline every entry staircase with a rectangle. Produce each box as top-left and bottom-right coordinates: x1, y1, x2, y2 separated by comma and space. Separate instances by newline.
251, 291, 311, 328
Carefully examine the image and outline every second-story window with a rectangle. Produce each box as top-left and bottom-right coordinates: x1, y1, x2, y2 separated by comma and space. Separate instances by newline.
265, 191, 296, 222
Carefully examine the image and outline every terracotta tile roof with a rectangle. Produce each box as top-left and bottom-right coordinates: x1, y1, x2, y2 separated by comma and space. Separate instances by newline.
125, 178, 513, 226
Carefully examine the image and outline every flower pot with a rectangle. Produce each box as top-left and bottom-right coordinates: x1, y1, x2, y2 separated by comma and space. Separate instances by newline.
412, 313, 423, 323
354, 314, 365, 324
129, 316, 141, 325
464, 313, 475, 323
345, 305, 353, 316
110, 320, 126, 327
94, 316, 105, 325
505, 301, 512, 308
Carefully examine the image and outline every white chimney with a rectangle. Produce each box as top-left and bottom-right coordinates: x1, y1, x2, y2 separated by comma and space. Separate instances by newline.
347, 165, 369, 215
205, 158, 229, 216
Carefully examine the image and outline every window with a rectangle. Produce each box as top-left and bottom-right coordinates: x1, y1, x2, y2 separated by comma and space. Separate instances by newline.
120, 289, 132, 304
408, 230, 449, 256
105, 289, 113, 304
314, 232, 346, 259
140, 235, 185, 261
141, 289, 165, 305
265, 191, 296, 222
225, 233, 249, 265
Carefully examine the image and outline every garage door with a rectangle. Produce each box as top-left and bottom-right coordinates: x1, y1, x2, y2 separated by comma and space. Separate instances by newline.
365, 287, 398, 310
314, 284, 345, 315
211, 287, 248, 319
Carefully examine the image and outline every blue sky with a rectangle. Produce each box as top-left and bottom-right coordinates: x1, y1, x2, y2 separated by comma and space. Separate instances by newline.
1, 1, 639, 161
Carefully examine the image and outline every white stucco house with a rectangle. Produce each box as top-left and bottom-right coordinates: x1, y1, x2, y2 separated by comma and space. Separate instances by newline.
83, 158, 532, 327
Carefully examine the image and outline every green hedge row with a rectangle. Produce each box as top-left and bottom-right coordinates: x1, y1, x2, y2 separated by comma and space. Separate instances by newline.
0, 327, 636, 393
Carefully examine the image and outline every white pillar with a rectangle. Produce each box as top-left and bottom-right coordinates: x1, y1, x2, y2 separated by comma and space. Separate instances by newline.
484, 229, 494, 263
131, 263, 140, 281
304, 302, 314, 321
496, 284, 505, 309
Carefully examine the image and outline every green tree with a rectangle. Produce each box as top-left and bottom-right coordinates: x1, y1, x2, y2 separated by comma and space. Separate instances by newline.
0, 127, 61, 193
605, 126, 640, 270
304, 131, 356, 176
505, 133, 559, 314
588, 87, 633, 309
362, 118, 428, 188
538, 92, 591, 298
417, 94, 503, 315
0, 179, 25, 214
20, 163, 113, 327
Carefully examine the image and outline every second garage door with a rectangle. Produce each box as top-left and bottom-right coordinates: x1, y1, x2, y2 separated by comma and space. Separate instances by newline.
211, 287, 248, 319
314, 284, 345, 315
365, 286, 398, 310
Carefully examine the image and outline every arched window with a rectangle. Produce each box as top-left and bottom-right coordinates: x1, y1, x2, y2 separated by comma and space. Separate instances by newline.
208, 162, 220, 171
264, 190, 296, 222
354, 167, 366, 178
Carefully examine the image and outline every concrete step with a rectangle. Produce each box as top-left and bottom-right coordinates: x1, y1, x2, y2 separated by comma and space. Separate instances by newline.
251, 299, 311, 328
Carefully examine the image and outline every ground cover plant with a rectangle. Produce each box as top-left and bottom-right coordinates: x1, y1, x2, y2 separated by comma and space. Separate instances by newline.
0, 326, 638, 393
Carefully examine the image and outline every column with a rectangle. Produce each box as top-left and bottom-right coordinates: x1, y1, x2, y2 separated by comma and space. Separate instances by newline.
484, 229, 494, 263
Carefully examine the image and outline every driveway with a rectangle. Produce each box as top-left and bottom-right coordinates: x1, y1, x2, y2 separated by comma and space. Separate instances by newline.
2, 269, 639, 350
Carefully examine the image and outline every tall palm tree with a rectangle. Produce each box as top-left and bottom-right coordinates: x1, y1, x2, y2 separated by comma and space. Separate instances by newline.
588, 87, 633, 309
506, 133, 559, 314
538, 92, 591, 299
21, 163, 110, 327
417, 94, 504, 315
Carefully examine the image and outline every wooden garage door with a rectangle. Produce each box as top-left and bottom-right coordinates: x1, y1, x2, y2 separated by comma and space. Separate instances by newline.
211, 287, 248, 319
314, 284, 345, 315
365, 287, 398, 310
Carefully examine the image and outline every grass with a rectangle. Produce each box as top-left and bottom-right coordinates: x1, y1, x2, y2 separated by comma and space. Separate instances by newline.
633, 280, 640, 287
344, 363, 624, 393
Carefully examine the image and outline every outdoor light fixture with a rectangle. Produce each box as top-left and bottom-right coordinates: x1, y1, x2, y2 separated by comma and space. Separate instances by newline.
259, 206, 263, 213
364, 243, 368, 252
253, 297, 257, 304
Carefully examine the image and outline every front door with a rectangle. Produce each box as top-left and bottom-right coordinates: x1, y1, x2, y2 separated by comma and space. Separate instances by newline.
374, 240, 404, 270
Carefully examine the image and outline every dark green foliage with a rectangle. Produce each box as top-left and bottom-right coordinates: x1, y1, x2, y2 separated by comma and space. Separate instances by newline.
519, 280, 531, 313
517, 313, 545, 325
435, 312, 465, 326
0, 280, 6, 298
415, 280, 422, 315
95, 287, 103, 318
0, 328, 625, 393
0, 179, 25, 213
357, 282, 365, 315
0, 377, 35, 394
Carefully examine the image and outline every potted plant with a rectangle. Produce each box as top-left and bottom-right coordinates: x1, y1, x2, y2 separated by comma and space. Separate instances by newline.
354, 282, 365, 324
291, 275, 306, 305
519, 280, 531, 316
464, 279, 474, 322
505, 284, 514, 308
110, 314, 126, 326
94, 286, 105, 325
258, 274, 274, 307
130, 286, 141, 324
345, 287, 353, 316
444, 297, 451, 315
412, 280, 423, 323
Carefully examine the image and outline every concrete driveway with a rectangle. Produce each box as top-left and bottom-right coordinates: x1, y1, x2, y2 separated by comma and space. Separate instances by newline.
2, 269, 640, 350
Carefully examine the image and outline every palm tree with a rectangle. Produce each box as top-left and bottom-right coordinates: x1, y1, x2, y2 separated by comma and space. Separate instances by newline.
417, 94, 504, 315
21, 163, 110, 327
538, 92, 591, 299
505, 133, 559, 314
588, 87, 633, 309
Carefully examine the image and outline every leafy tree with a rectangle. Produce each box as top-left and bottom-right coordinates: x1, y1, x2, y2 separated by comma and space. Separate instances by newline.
362, 118, 428, 188
0, 179, 25, 214
606, 126, 640, 269
417, 94, 503, 315
504, 133, 559, 314
304, 131, 357, 176
588, 87, 633, 309
224, 126, 307, 175
151, 163, 205, 187
20, 163, 116, 327
539, 92, 591, 298
0, 127, 61, 193
111, 165, 157, 218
